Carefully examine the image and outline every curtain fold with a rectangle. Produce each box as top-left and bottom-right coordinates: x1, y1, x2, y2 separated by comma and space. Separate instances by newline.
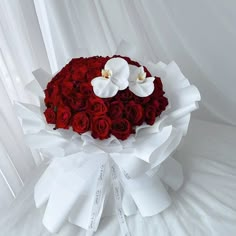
0, 77, 34, 209
0, 0, 50, 208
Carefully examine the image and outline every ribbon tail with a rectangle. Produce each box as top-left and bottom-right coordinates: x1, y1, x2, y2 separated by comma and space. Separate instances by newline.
111, 162, 131, 236
122, 190, 137, 216
111, 153, 150, 179
69, 162, 108, 231
34, 159, 61, 208
42, 169, 86, 233
122, 173, 171, 217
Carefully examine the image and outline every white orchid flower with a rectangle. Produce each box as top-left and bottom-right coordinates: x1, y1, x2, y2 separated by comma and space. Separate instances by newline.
128, 66, 155, 97
91, 58, 129, 98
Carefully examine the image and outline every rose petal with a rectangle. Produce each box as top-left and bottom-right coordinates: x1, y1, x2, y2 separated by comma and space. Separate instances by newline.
91, 76, 119, 98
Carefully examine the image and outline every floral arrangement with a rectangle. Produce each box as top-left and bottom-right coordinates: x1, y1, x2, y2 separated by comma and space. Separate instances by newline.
15, 42, 200, 235
44, 56, 168, 140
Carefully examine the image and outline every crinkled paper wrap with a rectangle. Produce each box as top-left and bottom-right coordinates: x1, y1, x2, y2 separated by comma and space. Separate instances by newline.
15, 41, 201, 234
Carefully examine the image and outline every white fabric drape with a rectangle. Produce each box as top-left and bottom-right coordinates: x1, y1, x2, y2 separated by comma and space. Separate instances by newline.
0, 0, 50, 208
0, 0, 236, 235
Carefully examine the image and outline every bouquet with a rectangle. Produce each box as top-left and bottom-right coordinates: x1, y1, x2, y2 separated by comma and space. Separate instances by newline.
43, 55, 168, 140
15, 42, 200, 235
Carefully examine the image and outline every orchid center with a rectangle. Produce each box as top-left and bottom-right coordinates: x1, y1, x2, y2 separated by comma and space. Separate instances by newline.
136, 71, 146, 83
102, 69, 112, 79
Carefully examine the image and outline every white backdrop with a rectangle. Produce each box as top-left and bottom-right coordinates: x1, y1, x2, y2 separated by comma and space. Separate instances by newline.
0, 0, 236, 235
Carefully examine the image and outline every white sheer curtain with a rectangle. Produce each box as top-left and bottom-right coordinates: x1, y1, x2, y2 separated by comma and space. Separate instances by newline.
0, 0, 236, 232
0, 0, 50, 209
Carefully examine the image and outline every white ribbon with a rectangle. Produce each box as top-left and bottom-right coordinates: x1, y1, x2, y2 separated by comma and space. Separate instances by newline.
87, 163, 107, 232
111, 162, 131, 236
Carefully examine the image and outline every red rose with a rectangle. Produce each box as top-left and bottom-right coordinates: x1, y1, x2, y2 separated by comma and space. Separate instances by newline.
159, 96, 168, 110
152, 77, 165, 98
150, 99, 160, 110
67, 93, 88, 111
125, 101, 144, 126
70, 58, 88, 82
80, 82, 93, 96
71, 65, 88, 82
111, 119, 132, 140
109, 101, 124, 119
44, 83, 60, 106
61, 81, 74, 96
72, 112, 90, 134
89, 98, 108, 115
70, 57, 85, 67
70, 58, 83, 66
154, 77, 163, 90
91, 116, 111, 140
53, 65, 71, 82
86, 68, 101, 82
145, 105, 156, 125
116, 88, 133, 102
56, 106, 71, 129
87, 56, 108, 69
102, 97, 114, 109
134, 95, 150, 104
44, 107, 56, 124
51, 73, 66, 84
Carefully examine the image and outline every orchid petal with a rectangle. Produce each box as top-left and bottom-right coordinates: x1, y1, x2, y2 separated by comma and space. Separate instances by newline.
128, 65, 142, 82
128, 66, 155, 97
105, 58, 129, 89
91, 76, 119, 98
129, 77, 155, 97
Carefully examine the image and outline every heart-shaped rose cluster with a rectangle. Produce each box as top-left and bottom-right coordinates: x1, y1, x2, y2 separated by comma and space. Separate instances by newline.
43, 56, 168, 140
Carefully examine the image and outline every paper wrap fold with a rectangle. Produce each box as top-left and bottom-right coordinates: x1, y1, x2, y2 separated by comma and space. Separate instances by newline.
15, 41, 200, 234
